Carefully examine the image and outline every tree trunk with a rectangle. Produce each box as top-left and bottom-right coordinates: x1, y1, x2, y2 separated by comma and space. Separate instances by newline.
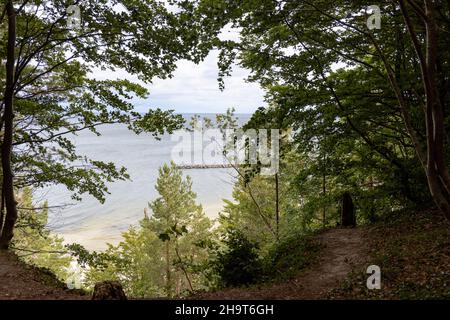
92, 281, 127, 300
165, 241, 171, 296
0, 185, 5, 234
423, 1, 450, 219
174, 243, 193, 293
397, 0, 450, 221
322, 171, 326, 227
0, 1, 17, 250
341, 192, 356, 227
275, 173, 279, 241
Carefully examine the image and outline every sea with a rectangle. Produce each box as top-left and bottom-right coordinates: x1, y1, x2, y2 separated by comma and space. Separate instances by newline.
38, 114, 251, 251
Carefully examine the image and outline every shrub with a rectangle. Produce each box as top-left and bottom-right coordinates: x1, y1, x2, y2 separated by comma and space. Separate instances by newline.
213, 229, 262, 287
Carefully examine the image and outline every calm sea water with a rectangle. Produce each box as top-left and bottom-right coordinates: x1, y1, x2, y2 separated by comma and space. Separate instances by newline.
39, 114, 250, 250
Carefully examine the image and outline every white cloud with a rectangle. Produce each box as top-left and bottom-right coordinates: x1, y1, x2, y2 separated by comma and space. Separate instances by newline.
142, 50, 264, 114
93, 52, 265, 114
87, 1, 264, 114
91, 25, 265, 114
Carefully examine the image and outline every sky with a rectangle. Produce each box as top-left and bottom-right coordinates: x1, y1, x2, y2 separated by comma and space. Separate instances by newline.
92, 23, 265, 115
144, 1, 265, 114
136, 50, 265, 114
92, 48, 265, 115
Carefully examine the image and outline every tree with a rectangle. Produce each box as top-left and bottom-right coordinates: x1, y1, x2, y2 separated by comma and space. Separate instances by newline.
84, 224, 166, 298
0, 0, 18, 249
0, 0, 213, 248
196, 0, 450, 220
148, 162, 212, 297
394, 1, 450, 219
213, 228, 262, 288
84, 162, 212, 298
12, 188, 71, 281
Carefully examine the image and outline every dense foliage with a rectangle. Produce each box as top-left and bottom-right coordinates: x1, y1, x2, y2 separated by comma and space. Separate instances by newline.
1, 0, 449, 300
12, 188, 72, 281
78, 163, 212, 298
0, 0, 213, 248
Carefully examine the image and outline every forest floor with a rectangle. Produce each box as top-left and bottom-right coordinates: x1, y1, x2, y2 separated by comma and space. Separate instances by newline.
0, 207, 448, 300
197, 207, 450, 300
196, 227, 367, 299
0, 250, 87, 300
330, 208, 450, 299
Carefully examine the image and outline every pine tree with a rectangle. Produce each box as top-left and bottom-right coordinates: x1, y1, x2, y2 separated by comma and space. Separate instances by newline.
148, 162, 212, 297
84, 162, 212, 298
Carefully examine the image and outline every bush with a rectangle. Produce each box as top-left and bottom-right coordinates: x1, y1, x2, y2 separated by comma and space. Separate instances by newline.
213, 229, 262, 288
264, 233, 322, 280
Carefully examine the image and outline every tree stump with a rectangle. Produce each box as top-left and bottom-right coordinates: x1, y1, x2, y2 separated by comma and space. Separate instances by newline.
92, 281, 127, 300
341, 192, 356, 227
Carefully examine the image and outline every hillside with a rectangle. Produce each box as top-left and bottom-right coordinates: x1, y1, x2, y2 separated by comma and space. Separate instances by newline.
195, 228, 366, 299
0, 251, 87, 300
331, 208, 450, 299
0, 207, 448, 300
196, 208, 450, 300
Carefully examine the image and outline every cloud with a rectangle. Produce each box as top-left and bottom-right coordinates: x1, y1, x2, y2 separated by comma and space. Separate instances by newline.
142, 50, 265, 114
91, 28, 265, 115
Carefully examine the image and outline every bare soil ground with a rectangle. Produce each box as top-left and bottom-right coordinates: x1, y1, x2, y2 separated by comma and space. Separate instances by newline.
197, 228, 367, 300
0, 250, 87, 300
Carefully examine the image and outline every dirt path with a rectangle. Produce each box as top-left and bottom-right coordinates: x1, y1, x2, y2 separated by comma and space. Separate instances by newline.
0, 251, 87, 300
198, 228, 367, 300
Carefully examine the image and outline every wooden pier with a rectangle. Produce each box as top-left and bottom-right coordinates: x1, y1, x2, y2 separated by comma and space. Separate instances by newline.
175, 164, 234, 170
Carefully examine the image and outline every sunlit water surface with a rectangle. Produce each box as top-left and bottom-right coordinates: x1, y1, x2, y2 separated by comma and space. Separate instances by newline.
39, 114, 250, 250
